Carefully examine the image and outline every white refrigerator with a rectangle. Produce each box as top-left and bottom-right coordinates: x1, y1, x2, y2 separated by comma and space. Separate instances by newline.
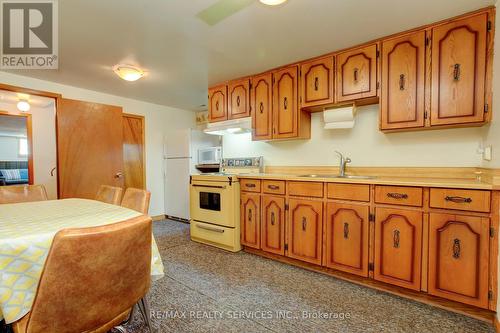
163, 129, 220, 220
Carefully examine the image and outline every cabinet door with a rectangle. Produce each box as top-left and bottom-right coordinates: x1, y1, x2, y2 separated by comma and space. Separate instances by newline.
251, 73, 273, 141
208, 85, 228, 122
380, 31, 426, 130
325, 203, 369, 277
273, 66, 299, 139
240, 193, 260, 249
261, 196, 285, 255
228, 79, 250, 120
428, 213, 489, 308
300, 57, 334, 108
374, 207, 422, 290
336, 44, 378, 102
430, 13, 488, 126
287, 199, 323, 265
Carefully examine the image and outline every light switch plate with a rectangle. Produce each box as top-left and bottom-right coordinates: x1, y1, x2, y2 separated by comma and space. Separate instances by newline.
483, 146, 492, 161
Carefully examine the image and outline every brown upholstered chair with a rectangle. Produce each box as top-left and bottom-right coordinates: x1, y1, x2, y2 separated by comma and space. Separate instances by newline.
95, 185, 123, 205
0, 184, 48, 204
12, 215, 153, 333
121, 188, 151, 214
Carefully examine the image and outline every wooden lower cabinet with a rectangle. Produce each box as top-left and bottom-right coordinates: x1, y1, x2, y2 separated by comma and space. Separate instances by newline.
374, 207, 422, 291
261, 196, 285, 255
324, 203, 369, 277
428, 213, 490, 309
240, 193, 260, 249
287, 199, 323, 265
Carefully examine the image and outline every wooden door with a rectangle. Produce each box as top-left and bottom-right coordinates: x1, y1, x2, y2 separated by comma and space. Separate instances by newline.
261, 195, 285, 255
428, 213, 489, 308
273, 66, 299, 139
381, 31, 426, 130
57, 98, 124, 199
287, 198, 322, 265
374, 207, 422, 290
325, 203, 369, 277
251, 73, 273, 141
208, 85, 228, 123
430, 13, 488, 126
240, 193, 260, 249
122, 114, 145, 189
300, 57, 334, 108
228, 79, 250, 119
336, 44, 378, 102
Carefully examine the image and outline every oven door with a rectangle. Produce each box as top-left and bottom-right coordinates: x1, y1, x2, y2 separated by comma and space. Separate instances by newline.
190, 179, 236, 228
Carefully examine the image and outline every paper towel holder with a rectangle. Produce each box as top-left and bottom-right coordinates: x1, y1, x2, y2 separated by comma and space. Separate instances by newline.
323, 103, 357, 130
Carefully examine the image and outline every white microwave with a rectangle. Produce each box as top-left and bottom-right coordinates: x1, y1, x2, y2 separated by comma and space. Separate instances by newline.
198, 147, 222, 165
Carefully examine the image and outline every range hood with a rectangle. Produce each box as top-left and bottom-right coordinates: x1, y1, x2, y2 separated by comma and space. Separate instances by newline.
204, 117, 252, 136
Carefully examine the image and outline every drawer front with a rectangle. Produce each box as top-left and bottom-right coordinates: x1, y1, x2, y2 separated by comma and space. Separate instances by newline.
190, 220, 241, 252
429, 188, 491, 213
375, 186, 423, 207
288, 181, 324, 198
240, 179, 261, 192
263, 180, 285, 195
327, 183, 370, 202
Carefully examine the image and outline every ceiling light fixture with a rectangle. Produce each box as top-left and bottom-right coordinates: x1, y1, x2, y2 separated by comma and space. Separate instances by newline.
17, 99, 30, 112
112, 64, 145, 82
259, 0, 288, 6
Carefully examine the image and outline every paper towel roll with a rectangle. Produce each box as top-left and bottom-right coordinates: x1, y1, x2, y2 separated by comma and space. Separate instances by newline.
324, 121, 355, 129
323, 105, 356, 129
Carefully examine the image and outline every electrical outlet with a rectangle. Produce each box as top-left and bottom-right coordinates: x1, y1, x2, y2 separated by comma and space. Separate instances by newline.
483, 146, 492, 161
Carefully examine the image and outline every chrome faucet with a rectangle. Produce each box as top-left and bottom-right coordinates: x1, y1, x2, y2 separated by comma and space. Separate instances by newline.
335, 151, 351, 177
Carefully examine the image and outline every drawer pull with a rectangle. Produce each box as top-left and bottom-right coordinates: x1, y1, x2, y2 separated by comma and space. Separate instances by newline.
245, 183, 256, 188
453, 63, 461, 81
393, 229, 400, 248
445, 196, 472, 204
196, 224, 225, 233
268, 185, 280, 190
284, 97, 288, 110
353, 68, 359, 82
271, 212, 275, 225
314, 77, 319, 91
343, 222, 349, 239
302, 217, 307, 231
399, 74, 405, 90
215, 101, 219, 111
453, 239, 461, 259
387, 192, 408, 200
248, 209, 252, 222
259, 102, 264, 113
236, 96, 241, 107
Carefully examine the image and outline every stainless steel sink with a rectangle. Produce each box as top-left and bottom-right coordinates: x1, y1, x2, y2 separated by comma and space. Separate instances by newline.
297, 174, 376, 179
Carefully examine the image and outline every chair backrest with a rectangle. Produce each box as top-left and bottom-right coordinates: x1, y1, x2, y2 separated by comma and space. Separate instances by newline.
95, 185, 123, 205
0, 184, 48, 204
121, 188, 151, 214
25, 215, 152, 333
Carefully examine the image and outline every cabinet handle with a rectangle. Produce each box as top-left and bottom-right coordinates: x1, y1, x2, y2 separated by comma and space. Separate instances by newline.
259, 102, 264, 113
245, 183, 256, 188
314, 77, 319, 91
302, 217, 307, 231
268, 185, 279, 190
236, 96, 241, 107
248, 209, 252, 222
393, 229, 400, 248
215, 101, 219, 111
353, 68, 359, 82
387, 192, 408, 200
284, 97, 288, 110
343, 222, 349, 239
271, 212, 275, 225
453, 239, 461, 259
399, 74, 405, 90
453, 63, 461, 81
445, 196, 472, 203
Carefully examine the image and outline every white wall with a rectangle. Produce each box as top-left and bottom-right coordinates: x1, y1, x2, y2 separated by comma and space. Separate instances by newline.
0, 136, 27, 162
0, 72, 195, 216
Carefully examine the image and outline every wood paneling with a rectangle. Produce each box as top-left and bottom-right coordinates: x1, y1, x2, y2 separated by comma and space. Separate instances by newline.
273, 66, 299, 139
57, 98, 124, 199
240, 193, 261, 249
428, 213, 489, 308
300, 57, 334, 108
122, 114, 145, 189
251, 73, 273, 141
374, 207, 422, 290
288, 181, 324, 198
381, 31, 426, 130
208, 85, 228, 122
228, 79, 250, 119
262, 180, 285, 195
240, 179, 261, 193
375, 185, 423, 207
430, 13, 488, 126
261, 195, 285, 255
327, 183, 370, 202
336, 44, 378, 102
325, 203, 369, 277
429, 188, 491, 213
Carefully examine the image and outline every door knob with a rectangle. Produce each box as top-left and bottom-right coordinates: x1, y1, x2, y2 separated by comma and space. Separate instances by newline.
115, 172, 123, 179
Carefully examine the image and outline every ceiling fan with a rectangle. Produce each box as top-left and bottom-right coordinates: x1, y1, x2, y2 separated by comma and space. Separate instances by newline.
197, 0, 287, 26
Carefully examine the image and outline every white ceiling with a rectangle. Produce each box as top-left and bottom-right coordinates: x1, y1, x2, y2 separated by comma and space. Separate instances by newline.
4, 0, 495, 111
0, 90, 55, 108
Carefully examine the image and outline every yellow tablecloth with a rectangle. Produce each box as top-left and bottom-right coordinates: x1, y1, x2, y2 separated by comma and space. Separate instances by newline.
0, 198, 164, 324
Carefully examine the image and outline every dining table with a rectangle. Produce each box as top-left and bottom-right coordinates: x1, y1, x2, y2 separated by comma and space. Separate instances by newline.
0, 198, 164, 324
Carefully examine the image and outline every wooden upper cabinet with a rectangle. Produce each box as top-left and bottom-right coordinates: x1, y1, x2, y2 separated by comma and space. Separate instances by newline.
336, 44, 378, 102
430, 13, 488, 126
300, 57, 334, 108
273, 66, 299, 139
325, 203, 369, 277
374, 207, 422, 291
228, 79, 250, 120
208, 85, 228, 123
287, 198, 323, 265
251, 73, 273, 141
380, 31, 426, 130
240, 193, 261, 249
261, 196, 286, 256
428, 213, 489, 308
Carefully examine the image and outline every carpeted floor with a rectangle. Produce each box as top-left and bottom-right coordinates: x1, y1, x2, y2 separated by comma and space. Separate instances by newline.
126, 220, 494, 333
